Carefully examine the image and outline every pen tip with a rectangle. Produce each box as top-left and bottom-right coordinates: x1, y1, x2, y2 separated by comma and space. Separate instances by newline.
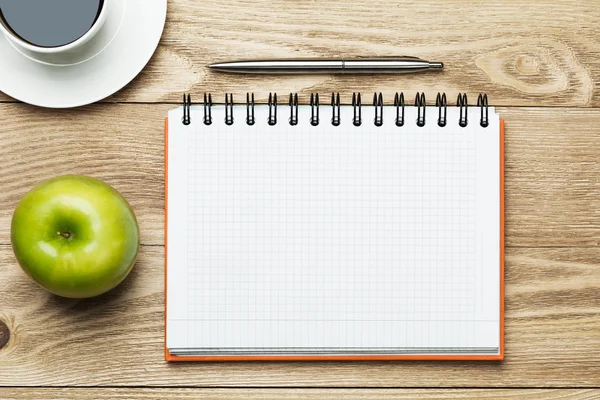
430, 62, 444, 69
208, 63, 228, 69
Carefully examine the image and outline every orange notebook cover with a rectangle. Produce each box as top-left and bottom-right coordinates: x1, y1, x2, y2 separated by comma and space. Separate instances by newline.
164, 98, 504, 361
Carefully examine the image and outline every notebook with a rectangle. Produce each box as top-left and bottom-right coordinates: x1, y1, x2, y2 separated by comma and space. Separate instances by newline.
165, 92, 504, 361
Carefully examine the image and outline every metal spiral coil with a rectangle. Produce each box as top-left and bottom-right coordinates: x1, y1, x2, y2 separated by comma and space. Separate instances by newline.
373, 93, 383, 127
246, 93, 255, 126
394, 92, 405, 127
182, 94, 191, 125
352, 92, 362, 126
203, 93, 212, 125
225, 93, 234, 125
457, 93, 468, 127
268, 92, 277, 126
415, 92, 426, 127
180, 92, 490, 128
289, 93, 299, 126
478, 93, 489, 127
310, 93, 319, 126
331, 93, 341, 126
436, 92, 447, 127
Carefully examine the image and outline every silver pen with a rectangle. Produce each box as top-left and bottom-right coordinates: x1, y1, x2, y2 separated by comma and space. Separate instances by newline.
208, 56, 444, 74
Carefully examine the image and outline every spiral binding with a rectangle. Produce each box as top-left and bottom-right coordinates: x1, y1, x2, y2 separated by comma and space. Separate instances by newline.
352, 92, 362, 126
182, 94, 191, 125
415, 92, 426, 127
181, 92, 490, 128
289, 93, 298, 126
246, 93, 255, 125
331, 93, 341, 126
225, 93, 234, 125
478, 94, 489, 127
268, 92, 277, 126
310, 93, 319, 126
394, 92, 405, 127
457, 93, 468, 127
436, 92, 447, 127
373, 93, 383, 127
203, 93, 212, 125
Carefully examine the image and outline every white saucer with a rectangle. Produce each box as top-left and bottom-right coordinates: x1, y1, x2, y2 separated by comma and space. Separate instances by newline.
0, 0, 167, 108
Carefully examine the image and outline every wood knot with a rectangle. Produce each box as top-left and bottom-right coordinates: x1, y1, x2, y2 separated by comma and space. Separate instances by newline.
515, 54, 540, 75
475, 40, 593, 104
0, 321, 9, 349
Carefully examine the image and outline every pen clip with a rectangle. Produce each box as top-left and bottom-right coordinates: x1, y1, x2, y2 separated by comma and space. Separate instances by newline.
356, 55, 424, 61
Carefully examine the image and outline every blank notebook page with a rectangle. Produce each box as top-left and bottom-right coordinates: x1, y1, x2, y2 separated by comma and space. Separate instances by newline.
167, 104, 501, 356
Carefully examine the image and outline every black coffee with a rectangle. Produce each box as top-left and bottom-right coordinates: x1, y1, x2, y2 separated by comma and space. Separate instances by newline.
0, 0, 104, 48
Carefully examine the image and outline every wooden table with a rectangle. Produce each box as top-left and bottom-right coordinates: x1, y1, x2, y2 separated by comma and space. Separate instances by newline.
1, 0, 599, 398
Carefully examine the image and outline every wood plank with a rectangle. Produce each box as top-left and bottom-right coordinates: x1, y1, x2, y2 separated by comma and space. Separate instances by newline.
1, 389, 599, 399
1, 0, 600, 106
1, 104, 600, 247
0, 103, 167, 246
0, 245, 598, 386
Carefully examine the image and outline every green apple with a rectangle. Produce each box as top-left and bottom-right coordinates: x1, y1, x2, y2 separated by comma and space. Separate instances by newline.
10, 175, 140, 298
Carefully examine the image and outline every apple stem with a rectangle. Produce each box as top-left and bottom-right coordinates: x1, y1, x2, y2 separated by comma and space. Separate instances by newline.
57, 231, 71, 239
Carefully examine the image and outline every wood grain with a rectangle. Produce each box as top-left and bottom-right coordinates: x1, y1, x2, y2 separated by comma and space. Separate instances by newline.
0, 245, 598, 386
1, 0, 599, 393
1, 0, 600, 106
1, 104, 600, 247
1, 389, 599, 400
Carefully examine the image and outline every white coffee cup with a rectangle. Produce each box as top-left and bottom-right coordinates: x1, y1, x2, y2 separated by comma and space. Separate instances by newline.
0, 2, 108, 54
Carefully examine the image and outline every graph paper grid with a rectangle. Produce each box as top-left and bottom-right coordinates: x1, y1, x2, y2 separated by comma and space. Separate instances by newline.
166, 104, 501, 355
